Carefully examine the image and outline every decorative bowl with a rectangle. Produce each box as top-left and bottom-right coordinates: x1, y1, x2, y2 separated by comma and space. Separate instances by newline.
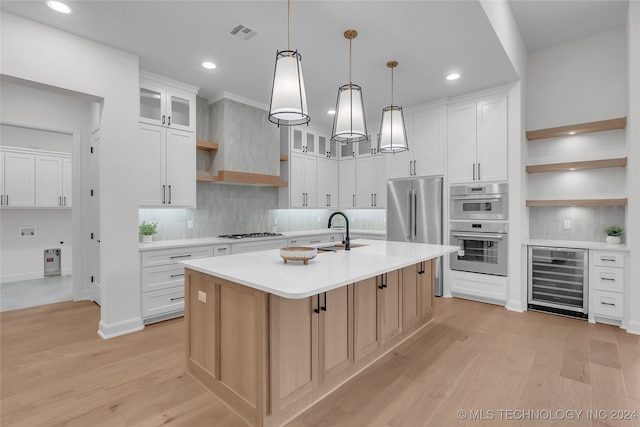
280, 247, 317, 265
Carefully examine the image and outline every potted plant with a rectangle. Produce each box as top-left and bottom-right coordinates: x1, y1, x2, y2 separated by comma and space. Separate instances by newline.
604, 225, 623, 244
139, 221, 158, 243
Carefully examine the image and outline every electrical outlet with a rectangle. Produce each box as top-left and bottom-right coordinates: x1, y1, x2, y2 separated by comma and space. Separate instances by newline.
563, 219, 571, 230
187, 220, 193, 229
198, 290, 206, 303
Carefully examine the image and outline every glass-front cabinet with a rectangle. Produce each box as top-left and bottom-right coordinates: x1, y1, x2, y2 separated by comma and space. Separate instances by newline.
139, 71, 197, 133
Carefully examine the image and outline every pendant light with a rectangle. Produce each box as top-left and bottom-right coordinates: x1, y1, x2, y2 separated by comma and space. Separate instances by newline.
268, 0, 310, 126
331, 29, 368, 143
378, 61, 408, 153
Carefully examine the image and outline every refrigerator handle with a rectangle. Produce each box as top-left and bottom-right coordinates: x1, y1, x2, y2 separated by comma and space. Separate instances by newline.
413, 190, 417, 241
407, 189, 413, 241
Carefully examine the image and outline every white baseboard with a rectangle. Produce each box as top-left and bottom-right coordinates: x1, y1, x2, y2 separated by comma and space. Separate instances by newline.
1, 269, 72, 284
98, 318, 144, 339
626, 320, 640, 335
506, 299, 524, 312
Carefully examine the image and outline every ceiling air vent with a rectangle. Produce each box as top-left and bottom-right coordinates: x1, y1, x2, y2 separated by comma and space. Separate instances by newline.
229, 23, 259, 41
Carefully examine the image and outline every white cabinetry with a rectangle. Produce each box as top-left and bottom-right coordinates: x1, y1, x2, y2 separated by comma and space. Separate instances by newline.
140, 245, 219, 324
139, 123, 196, 207
287, 234, 338, 247
35, 155, 72, 208
589, 251, 626, 324
317, 157, 338, 207
1, 149, 35, 207
448, 94, 507, 184
232, 239, 287, 254
388, 106, 445, 179
338, 158, 356, 208
139, 72, 196, 133
449, 270, 507, 305
289, 152, 317, 207
139, 72, 197, 208
356, 155, 387, 208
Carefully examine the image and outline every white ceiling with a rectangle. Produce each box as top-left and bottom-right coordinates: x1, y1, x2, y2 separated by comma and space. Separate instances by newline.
0, 1, 629, 131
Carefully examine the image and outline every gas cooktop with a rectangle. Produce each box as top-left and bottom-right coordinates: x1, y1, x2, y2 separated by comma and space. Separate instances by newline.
218, 232, 284, 240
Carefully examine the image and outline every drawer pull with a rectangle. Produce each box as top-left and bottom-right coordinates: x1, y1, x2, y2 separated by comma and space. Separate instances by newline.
600, 257, 616, 262
217, 247, 227, 251
601, 301, 616, 306
170, 296, 185, 301
170, 254, 192, 259
170, 273, 185, 278
600, 277, 616, 281
310, 240, 322, 244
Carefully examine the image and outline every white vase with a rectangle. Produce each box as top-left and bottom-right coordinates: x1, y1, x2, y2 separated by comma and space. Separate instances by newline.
142, 234, 153, 243
606, 235, 621, 244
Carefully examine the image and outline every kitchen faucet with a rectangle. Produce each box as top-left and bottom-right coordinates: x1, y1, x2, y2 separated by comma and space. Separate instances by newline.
327, 211, 350, 250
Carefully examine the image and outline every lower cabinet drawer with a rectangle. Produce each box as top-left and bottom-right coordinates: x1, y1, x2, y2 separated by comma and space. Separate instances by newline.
141, 264, 185, 292
591, 290, 623, 318
142, 287, 184, 319
591, 266, 624, 293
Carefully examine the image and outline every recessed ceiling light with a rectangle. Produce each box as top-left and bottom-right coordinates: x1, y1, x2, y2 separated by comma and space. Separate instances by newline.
569, 131, 576, 135
446, 73, 461, 81
201, 61, 217, 70
47, 1, 72, 14
327, 110, 336, 115
569, 168, 576, 171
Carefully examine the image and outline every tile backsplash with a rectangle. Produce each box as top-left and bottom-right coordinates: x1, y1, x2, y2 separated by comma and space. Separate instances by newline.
529, 206, 626, 242
140, 183, 386, 241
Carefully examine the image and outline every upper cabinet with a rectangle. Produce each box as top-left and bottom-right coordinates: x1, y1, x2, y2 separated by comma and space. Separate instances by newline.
387, 105, 445, 179
1, 147, 71, 208
139, 71, 197, 133
138, 72, 198, 208
448, 94, 508, 184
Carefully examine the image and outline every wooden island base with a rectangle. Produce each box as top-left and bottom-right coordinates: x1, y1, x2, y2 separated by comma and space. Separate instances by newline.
185, 260, 434, 427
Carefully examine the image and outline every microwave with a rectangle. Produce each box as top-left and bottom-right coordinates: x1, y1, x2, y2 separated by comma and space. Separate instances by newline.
450, 183, 508, 220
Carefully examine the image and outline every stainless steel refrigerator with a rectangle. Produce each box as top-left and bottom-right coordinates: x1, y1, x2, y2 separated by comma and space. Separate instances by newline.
386, 176, 444, 296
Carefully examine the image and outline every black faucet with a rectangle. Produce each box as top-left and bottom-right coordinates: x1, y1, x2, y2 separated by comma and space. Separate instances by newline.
327, 211, 350, 250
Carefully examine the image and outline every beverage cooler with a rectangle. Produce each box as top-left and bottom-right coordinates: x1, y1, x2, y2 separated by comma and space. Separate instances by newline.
528, 246, 588, 319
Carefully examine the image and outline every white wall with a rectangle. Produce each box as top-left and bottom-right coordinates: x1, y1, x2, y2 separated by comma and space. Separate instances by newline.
1, 12, 142, 338
528, 28, 627, 130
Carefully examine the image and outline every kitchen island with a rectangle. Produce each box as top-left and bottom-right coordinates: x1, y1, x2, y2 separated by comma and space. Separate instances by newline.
181, 240, 458, 427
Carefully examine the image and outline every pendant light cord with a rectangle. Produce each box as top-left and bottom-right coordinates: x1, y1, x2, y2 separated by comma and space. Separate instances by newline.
349, 37, 352, 84
287, 0, 290, 51
391, 66, 394, 106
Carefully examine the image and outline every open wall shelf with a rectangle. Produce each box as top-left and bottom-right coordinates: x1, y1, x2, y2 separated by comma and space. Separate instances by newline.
526, 198, 628, 207
525, 117, 627, 141
526, 157, 627, 173
196, 140, 219, 151
197, 170, 287, 187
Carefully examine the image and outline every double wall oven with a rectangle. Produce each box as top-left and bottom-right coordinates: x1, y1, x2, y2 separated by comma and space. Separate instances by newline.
449, 183, 508, 277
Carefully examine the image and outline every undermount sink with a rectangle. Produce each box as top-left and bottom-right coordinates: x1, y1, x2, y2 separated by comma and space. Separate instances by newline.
317, 243, 367, 252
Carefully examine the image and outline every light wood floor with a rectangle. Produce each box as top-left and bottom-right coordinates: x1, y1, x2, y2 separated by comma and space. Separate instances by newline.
1, 297, 639, 427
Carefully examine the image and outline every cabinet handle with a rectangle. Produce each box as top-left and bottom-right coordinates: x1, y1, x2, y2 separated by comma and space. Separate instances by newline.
601, 301, 616, 306
217, 247, 228, 252
321, 292, 327, 311
170, 296, 184, 301
409, 161, 412, 175
371, 193, 374, 206
310, 240, 322, 244
167, 116, 171, 126
59, 196, 62, 207
374, 193, 377, 206
162, 185, 166, 204
600, 277, 616, 281
314, 294, 320, 314
477, 163, 481, 181
169, 254, 192, 259
64, 196, 67, 206
162, 115, 166, 125
352, 194, 356, 207
378, 273, 388, 289
600, 257, 616, 262
170, 273, 185, 278
1, 195, 3, 205
413, 160, 417, 175
473, 163, 476, 181
329, 194, 331, 206
168, 185, 172, 204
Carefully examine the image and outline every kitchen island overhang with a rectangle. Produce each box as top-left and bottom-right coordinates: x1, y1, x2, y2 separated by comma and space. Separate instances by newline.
180, 239, 459, 299
181, 240, 458, 427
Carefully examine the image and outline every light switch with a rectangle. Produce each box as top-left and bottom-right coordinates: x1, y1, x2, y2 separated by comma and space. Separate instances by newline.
187, 220, 194, 229
198, 290, 206, 303
563, 219, 571, 230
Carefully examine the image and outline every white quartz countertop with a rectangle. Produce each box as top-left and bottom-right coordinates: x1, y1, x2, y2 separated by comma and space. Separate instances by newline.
523, 239, 630, 252
138, 229, 385, 251
180, 239, 458, 299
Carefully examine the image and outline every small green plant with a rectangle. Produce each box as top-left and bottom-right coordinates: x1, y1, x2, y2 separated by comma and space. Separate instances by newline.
139, 221, 158, 236
604, 225, 624, 237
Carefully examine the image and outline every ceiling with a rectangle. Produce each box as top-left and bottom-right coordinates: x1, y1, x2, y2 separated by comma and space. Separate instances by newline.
0, 1, 629, 131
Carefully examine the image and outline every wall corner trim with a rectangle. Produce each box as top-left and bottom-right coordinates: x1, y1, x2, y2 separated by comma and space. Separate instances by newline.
98, 318, 144, 339
506, 300, 524, 313
626, 320, 640, 336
